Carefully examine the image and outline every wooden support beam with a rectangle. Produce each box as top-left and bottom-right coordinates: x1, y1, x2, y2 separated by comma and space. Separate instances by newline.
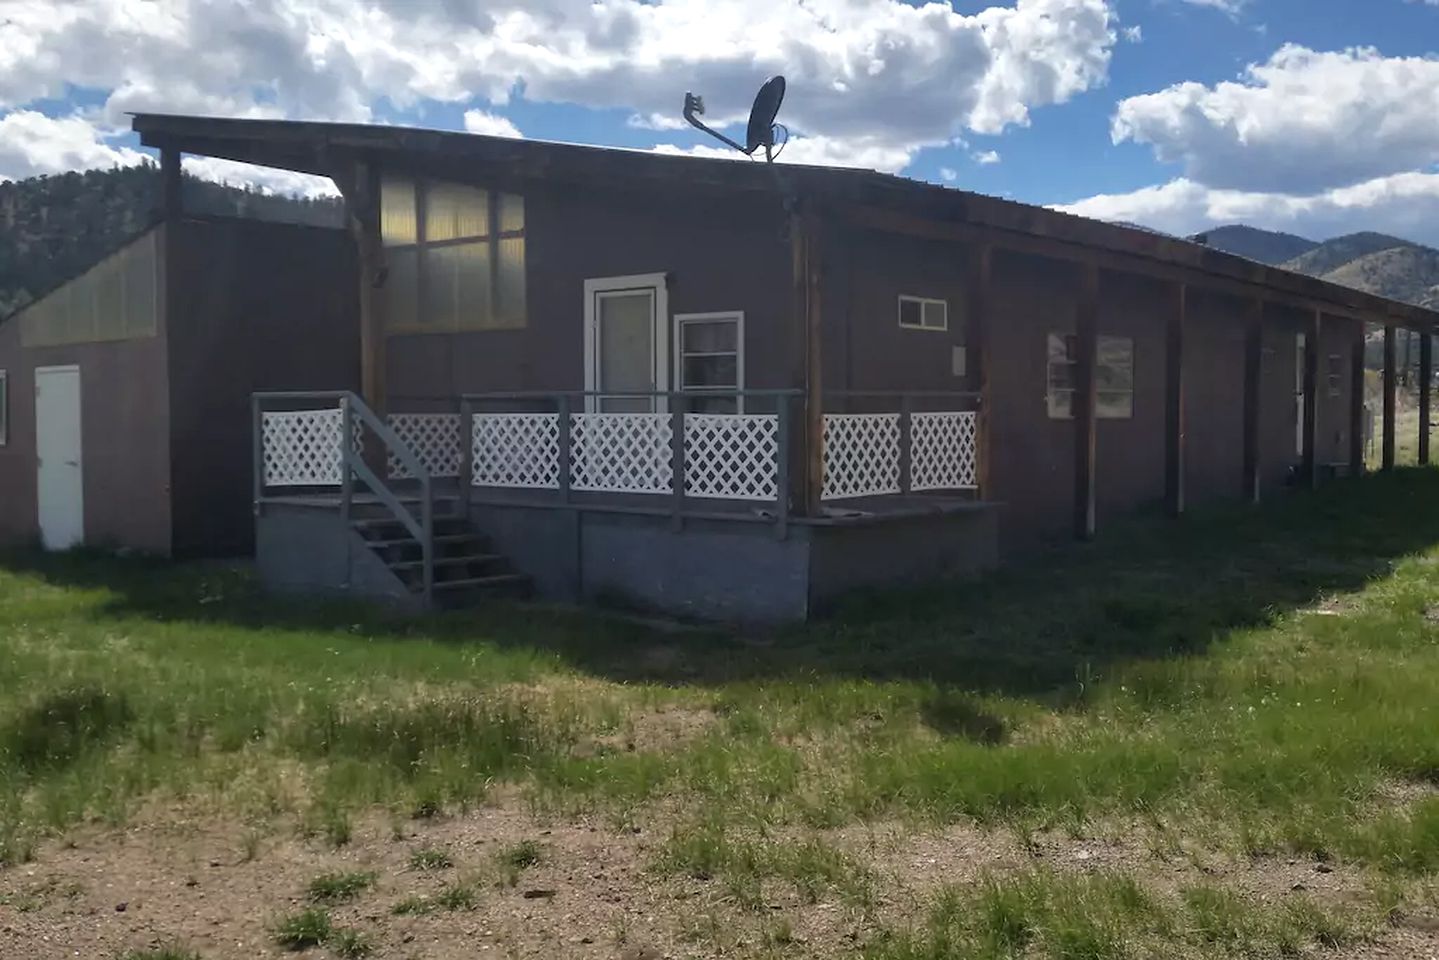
1241, 299, 1263, 503
160, 147, 182, 221
966, 244, 994, 499
790, 209, 825, 517
1383, 323, 1397, 470
338, 159, 387, 414
1074, 263, 1100, 540
1421, 331, 1432, 466
1164, 283, 1186, 516
1302, 312, 1321, 489
1349, 322, 1367, 475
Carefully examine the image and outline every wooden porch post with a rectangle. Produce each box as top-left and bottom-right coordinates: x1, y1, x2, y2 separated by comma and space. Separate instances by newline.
1420, 329, 1432, 466
1241, 299, 1263, 503
160, 147, 182, 221
791, 206, 824, 516
1349, 322, 1367, 475
1382, 323, 1396, 470
1302, 311, 1321, 488
334, 157, 387, 414
1164, 283, 1186, 516
160, 147, 182, 339
967, 244, 994, 499
1074, 262, 1100, 540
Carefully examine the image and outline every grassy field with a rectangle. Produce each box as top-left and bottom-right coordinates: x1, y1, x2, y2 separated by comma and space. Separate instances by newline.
3, 470, 1439, 958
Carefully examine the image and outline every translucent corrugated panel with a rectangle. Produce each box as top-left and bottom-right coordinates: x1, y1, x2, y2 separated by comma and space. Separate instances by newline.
498, 193, 524, 234
94, 252, 125, 340
495, 236, 526, 327
383, 248, 420, 329
425, 181, 489, 242
427, 241, 491, 329
122, 231, 158, 338
381, 175, 418, 246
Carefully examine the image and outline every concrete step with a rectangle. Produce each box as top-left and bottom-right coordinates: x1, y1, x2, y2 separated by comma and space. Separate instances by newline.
386, 554, 504, 573
430, 573, 532, 606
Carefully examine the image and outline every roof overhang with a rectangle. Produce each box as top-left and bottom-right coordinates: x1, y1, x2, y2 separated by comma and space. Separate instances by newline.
132, 112, 1439, 329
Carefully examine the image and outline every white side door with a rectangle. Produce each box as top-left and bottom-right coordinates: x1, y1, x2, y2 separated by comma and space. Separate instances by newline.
35, 365, 84, 550
583, 274, 669, 412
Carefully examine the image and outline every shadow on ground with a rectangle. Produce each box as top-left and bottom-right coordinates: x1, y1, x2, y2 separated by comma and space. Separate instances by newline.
6, 468, 1439, 702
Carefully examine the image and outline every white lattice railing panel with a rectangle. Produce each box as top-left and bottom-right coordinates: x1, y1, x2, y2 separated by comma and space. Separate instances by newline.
684, 414, 779, 501
471, 414, 561, 489
570, 414, 673, 494
387, 413, 462, 479
910, 411, 979, 491
262, 407, 352, 487
822, 413, 901, 500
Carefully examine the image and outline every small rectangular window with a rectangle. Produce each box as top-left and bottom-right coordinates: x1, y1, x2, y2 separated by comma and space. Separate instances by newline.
676, 313, 743, 413
898, 295, 947, 331
1047, 333, 1134, 420
0, 369, 8, 447
1326, 355, 1343, 399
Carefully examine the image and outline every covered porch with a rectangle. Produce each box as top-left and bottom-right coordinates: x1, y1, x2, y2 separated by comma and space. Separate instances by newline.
253, 387, 996, 621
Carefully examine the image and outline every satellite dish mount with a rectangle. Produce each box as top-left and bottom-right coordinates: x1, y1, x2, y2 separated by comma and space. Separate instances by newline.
683, 76, 788, 162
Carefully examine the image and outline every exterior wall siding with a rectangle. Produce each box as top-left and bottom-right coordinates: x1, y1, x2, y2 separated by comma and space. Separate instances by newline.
0, 228, 172, 554
384, 179, 793, 406
167, 217, 359, 557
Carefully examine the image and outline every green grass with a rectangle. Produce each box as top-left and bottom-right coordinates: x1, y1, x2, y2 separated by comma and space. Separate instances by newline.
305, 870, 375, 904
5, 469, 1439, 952
495, 839, 543, 885
118, 947, 201, 960
327, 928, 374, 959
408, 845, 454, 870
272, 908, 333, 950
862, 869, 1368, 960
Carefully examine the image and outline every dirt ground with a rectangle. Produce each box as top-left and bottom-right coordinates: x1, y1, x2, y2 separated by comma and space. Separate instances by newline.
3, 803, 1437, 960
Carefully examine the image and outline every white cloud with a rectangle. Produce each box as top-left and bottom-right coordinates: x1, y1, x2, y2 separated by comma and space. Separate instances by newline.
652, 132, 917, 174
0, 0, 1119, 185
1055, 172, 1439, 247
1112, 45, 1439, 194
939, 167, 958, 182
974, 149, 1002, 165
0, 110, 147, 181
180, 156, 339, 198
1123, 25, 1143, 42
1177, 0, 1245, 13
462, 109, 523, 139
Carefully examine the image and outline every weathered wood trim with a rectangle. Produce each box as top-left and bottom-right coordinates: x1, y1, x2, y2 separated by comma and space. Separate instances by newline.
1074, 263, 1100, 540
1302, 312, 1321, 488
804, 212, 825, 517
1350, 322, 1367, 475
967, 244, 994, 499
1383, 323, 1397, 471
1165, 282, 1186, 516
1421, 332, 1432, 466
1242, 299, 1263, 503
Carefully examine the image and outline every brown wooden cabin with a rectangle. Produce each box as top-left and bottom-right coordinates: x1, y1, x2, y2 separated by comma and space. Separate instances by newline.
0, 113, 1434, 621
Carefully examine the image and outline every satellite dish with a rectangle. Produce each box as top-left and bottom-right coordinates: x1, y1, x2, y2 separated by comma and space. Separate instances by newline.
745, 76, 786, 158
682, 76, 789, 162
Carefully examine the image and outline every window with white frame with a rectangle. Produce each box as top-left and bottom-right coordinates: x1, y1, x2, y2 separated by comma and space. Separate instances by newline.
1047, 333, 1135, 420
675, 312, 742, 413
0, 369, 7, 446
899, 295, 947, 331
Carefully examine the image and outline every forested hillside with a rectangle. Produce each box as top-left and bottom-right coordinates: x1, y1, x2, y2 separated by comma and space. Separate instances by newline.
0, 164, 342, 318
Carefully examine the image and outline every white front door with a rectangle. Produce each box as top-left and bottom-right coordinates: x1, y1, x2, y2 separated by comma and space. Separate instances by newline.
583, 274, 669, 412
35, 365, 84, 550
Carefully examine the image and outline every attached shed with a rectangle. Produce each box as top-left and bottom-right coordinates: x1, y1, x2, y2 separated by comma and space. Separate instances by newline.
0, 215, 357, 556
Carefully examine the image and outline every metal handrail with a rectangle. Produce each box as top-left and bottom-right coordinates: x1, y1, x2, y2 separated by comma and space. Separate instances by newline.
253, 390, 435, 605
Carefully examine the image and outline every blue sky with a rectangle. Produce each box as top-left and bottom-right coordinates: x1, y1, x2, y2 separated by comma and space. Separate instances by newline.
1, 0, 1437, 243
